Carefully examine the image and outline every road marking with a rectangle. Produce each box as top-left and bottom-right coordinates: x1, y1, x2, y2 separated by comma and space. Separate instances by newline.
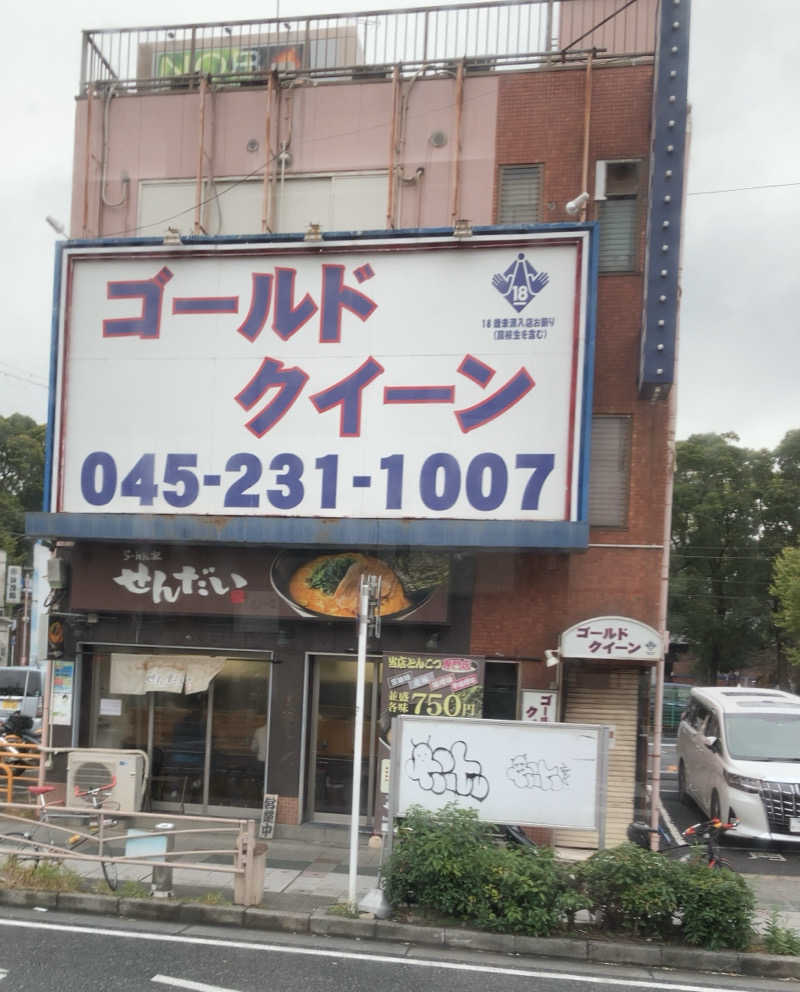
660, 799, 685, 845
0, 917, 743, 992
153, 976, 242, 992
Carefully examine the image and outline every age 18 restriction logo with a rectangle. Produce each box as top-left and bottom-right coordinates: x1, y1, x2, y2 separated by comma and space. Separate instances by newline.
491, 253, 549, 313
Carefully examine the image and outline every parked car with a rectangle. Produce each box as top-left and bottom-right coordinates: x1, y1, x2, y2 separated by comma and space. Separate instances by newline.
677, 686, 800, 843
0, 667, 43, 733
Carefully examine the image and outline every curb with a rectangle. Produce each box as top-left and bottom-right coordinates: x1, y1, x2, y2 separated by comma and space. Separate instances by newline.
0, 888, 798, 980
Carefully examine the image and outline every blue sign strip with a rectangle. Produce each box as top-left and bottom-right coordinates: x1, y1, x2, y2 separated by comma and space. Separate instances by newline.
639, 0, 691, 397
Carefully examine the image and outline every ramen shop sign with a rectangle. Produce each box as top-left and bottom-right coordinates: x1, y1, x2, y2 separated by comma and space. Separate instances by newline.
382, 652, 485, 719
52, 234, 591, 526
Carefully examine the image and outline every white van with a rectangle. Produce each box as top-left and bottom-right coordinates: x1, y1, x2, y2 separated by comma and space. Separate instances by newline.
677, 686, 800, 842
0, 667, 43, 732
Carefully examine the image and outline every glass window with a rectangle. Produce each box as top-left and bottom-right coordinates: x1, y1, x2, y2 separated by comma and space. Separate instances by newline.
498, 165, 542, 224
483, 662, 518, 719
589, 415, 632, 528
596, 161, 641, 272
724, 714, 800, 761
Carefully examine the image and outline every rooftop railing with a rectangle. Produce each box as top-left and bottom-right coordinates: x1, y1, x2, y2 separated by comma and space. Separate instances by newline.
80, 0, 656, 94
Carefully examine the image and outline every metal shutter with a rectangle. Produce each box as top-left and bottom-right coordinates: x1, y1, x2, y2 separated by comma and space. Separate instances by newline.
555, 668, 639, 849
597, 198, 637, 271
498, 165, 542, 224
589, 415, 631, 528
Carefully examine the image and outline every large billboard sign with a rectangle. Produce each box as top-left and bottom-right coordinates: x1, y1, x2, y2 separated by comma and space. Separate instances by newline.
48, 232, 594, 546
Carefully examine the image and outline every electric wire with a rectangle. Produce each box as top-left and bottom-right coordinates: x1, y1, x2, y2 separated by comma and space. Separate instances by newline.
687, 180, 800, 197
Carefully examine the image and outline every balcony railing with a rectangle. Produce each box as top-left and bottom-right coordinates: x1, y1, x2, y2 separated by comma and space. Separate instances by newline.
80, 0, 656, 94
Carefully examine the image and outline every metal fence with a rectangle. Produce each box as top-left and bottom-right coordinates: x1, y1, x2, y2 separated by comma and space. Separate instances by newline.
80, 0, 656, 93
0, 804, 265, 906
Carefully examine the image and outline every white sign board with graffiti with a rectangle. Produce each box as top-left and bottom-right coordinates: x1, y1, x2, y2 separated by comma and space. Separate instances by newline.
392, 715, 609, 832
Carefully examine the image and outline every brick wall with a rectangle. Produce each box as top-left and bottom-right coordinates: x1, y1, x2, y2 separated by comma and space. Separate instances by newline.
473, 63, 667, 684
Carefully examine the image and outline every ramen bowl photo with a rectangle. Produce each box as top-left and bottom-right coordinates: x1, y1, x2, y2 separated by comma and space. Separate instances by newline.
270, 550, 449, 621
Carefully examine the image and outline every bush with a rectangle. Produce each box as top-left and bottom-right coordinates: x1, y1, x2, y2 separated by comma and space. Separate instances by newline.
383, 804, 580, 936
763, 912, 800, 956
383, 811, 756, 951
576, 844, 756, 950
383, 804, 496, 918
675, 860, 755, 951
576, 843, 681, 939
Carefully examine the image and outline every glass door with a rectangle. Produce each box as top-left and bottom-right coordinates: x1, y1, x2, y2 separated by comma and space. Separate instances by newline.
208, 659, 269, 809
87, 651, 270, 813
308, 655, 379, 823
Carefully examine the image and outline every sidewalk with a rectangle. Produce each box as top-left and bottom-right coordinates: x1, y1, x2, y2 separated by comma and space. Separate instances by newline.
64, 828, 800, 935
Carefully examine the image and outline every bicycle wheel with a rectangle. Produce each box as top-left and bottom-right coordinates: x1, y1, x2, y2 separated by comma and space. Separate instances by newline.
2, 831, 42, 867
101, 858, 118, 890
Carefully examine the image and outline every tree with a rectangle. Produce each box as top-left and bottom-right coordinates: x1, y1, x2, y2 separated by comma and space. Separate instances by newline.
0, 414, 45, 565
669, 433, 773, 684
771, 546, 800, 667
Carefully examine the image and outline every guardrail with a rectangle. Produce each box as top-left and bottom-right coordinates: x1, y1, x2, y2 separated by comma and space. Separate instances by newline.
0, 804, 265, 906
80, 0, 656, 93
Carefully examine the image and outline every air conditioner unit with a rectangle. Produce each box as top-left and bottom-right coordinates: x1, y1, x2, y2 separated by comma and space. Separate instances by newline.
67, 750, 146, 812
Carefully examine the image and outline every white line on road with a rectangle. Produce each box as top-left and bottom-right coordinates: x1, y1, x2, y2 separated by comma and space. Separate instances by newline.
0, 916, 742, 992
152, 976, 242, 992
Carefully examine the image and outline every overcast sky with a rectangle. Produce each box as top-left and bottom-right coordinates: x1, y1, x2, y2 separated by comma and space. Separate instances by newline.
1, 0, 797, 452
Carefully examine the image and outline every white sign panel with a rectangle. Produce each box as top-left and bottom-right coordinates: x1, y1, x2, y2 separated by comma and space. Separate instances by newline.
392, 715, 608, 831
521, 689, 559, 723
5, 565, 22, 605
52, 234, 591, 524
560, 616, 662, 663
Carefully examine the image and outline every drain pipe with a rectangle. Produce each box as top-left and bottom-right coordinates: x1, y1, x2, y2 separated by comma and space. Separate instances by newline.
579, 50, 593, 221
449, 58, 465, 225
261, 72, 275, 233
386, 65, 399, 229
650, 372, 677, 848
82, 85, 94, 237
194, 74, 208, 234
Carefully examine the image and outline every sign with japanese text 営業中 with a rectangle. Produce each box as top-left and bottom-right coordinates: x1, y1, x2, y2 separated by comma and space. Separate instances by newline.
51, 234, 593, 531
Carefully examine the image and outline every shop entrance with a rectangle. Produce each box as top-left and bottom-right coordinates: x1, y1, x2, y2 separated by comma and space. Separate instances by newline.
87, 652, 271, 814
307, 654, 380, 824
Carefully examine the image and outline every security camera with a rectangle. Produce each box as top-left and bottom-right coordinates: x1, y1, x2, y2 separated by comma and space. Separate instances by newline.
565, 192, 590, 216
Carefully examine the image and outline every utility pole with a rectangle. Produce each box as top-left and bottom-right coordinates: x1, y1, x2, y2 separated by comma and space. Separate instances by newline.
348, 573, 381, 912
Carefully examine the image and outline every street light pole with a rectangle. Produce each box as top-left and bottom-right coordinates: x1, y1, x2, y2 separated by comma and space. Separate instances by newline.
348, 574, 382, 912
347, 575, 370, 911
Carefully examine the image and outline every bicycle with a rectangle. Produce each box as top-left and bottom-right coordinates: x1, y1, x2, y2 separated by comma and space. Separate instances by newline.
2, 779, 122, 890
627, 816, 738, 869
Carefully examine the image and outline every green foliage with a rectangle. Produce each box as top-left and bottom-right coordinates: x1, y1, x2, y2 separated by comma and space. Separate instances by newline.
383, 810, 756, 949
771, 546, 800, 666
327, 901, 360, 918
382, 804, 581, 936
670, 433, 775, 683
0, 413, 45, 564
102, 879, 149, 898
2, 857, 82, 892
674, 860, 755, 951
576, 843, 681, 939
763, 912, 800, 956
576, 845, 754, 949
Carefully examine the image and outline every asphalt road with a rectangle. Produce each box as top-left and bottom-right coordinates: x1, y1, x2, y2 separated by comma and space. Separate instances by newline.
659, 737, 800, 875
0, 908, 789, 992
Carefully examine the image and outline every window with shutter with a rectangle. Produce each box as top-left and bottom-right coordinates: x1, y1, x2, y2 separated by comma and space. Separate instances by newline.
589, 415, 632, 527
497, 165, 542, 224
596, 160, 641, 272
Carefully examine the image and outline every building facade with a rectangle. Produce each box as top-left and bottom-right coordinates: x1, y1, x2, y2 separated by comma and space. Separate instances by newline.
28, 0, 689, 846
